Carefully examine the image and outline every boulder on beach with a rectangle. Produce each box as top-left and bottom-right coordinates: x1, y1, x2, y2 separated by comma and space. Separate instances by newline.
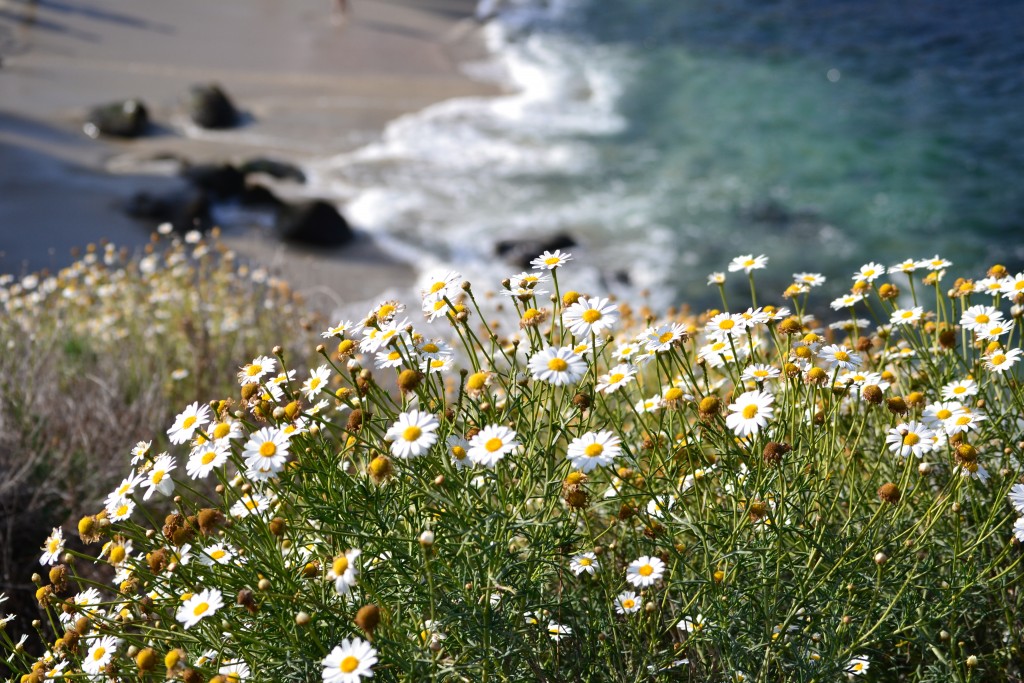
239, 158, 306, 183
495, 232, 577, 269
83, 99, 150, 139
182, 163, 245, 199
187, 83, 240, 129
240, 184, 285, 209
275, 200, 354, 247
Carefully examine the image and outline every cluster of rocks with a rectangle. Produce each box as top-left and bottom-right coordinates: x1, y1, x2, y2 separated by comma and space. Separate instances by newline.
86, 84, 353, 247
84, 83, 240, 139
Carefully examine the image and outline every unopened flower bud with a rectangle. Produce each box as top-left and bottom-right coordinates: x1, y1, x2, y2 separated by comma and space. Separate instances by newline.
419, 530, 435, 547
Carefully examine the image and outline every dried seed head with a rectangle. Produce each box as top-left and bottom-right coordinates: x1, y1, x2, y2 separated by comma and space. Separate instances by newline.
136, 648, 157, 671
862, 384, 884, 405
197, 508, 224, 536
355, 604, 381, 636
397, 369, 423, 393
762, 441, 791, 467
877, 483, 901, 504
347, 409, 364, 433
938, 328, 957, 349
779, 317, 803, 335
877, 283, 899, 300
806, 367, 828, 384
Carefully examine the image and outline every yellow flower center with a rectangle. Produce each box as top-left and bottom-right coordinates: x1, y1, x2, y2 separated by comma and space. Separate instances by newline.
664, 387, 683, 402
422, 343, 439, 353
992, 354, 1006, 365
48, 538, 60, 553
579, 557, 592, 566
719, 319, 735, 330
117, 504, 130, 517
246, 364, 262, 376
403, 426, 423, 442
340, 656, 360, 673
152, 471, 164, 484
608, 373, 624, 383
658, 331, 674, 344
547, 358, 568, 372
378, 304, 395, 318
953, 386, 966, 394
956, 416, 971, 426
901, 311, 914, 319
193, 602, 209, 617
834, 351, 849, 361
429, 281, 446, 293
936, 409, 952, 420
754, 369, 769, 378
333, 556, 349, 576
903, 433, 920, 446
387, 351, 401, 361
1015, 281, 1024, 291
433, 300, 446, 312
451, 446, 467, 460
92, 647, 106, 661
544, 256, 560, 265
201, 450, 218, 465
742, 405, 759, 419
244, 498, 259, 510
182, 416, 197, 429
581, 309, 602, 323
485, 437, 504, 453
976, 314, 990, 324
259, 442, 277, 458
211, 550, 226, 560
743, 259, 755, 267
622, 599, 635, 609
584, 443, 604, 457
638, 564, 654, 577
213, 423, 231, 439
309, 378, 321, 390
109, 545, 125, 564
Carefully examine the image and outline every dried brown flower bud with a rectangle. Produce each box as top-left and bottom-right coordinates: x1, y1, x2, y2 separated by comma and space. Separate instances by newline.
237, 588, 257, 614
347, 409, 364, 433
862, 385, 884, 405
762, 442, 791, 467
367, 455, 393, 484
197, 508, 225, 536
877, 483, 901, 504
269, 517, 287, 537
355, 604, 381, 636
572, 392, 591, 410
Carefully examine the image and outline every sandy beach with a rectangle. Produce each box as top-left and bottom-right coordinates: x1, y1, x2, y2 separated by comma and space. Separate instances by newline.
0, 0, 498, 308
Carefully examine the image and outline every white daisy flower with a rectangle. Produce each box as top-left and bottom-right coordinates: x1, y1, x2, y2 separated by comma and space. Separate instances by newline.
322, 319, 362, 339
845, 656, 870, 676
386, 410, 440, 459
39, 528, 64, 566
130, 440, 152, 465
140, 453, 176, 501
329, 549, 361, 596
197, 542, 235, 566
960, 305, 1002, 332
819, 344, 862, 370
242, 427, 291, 480
728, 254, 768, 273
176, 588, 223, 629
322, 637, 377, 683
375, 349, 405, 369
725, 390, 775, 437
467, 425, 519, 467
707, 272, 726, 285
853, 262, 885, 283
421, 269, 462, 298
885, 421, 936, 458
793, 272, 825, 286
230, 492, 273, 518
187, 441, 230, 480
941, 378, 978, 400
563, 296, 619, 336
890, 307, 923, 325
547, 621, 572, 641
705, 312, 747, 341
569, 552, 599, 576
218, 661, 251, 682
986, 347, 1023, 373
677, 614, 711, 634
595, 363, 637, 394
830, 293, 864, 310
643, 323, 688, 352
528, 346, 587, 386
237, 355, 276, 385
302, 365, 332, 400
1007, 483, 1024, 514
167, 402, 211, 445
625, 555, 666, 588
82, 635, 121, 675
615, 591, 641, 615
566, 431, 621, 472
531, 249, 572, 270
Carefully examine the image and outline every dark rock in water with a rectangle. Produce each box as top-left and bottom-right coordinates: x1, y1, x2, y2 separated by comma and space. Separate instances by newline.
495, 232, 577, 269
187, 83, 239, 129
239, 158, 306, 183
240, 184, 285, 209
125, 188, 211, 234
275, 200, 354, 247
182, 163, 245, 199
83, 99, 150, 138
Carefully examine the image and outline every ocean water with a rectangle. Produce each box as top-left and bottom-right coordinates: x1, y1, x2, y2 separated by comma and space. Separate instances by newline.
315, 0, 1024, 308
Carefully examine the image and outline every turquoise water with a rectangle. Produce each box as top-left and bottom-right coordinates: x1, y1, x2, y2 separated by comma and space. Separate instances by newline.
328, 0, 1024, 306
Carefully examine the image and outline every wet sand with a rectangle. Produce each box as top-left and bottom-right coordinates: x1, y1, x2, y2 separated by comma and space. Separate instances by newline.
0, 0, 497, 306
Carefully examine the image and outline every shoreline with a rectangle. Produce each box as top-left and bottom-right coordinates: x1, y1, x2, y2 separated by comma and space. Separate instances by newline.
0, 0, 499, 309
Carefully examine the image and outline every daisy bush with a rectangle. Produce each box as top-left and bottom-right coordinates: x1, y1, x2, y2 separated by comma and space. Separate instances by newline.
5, 252, 1024, 682
0, 229, 319, 637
